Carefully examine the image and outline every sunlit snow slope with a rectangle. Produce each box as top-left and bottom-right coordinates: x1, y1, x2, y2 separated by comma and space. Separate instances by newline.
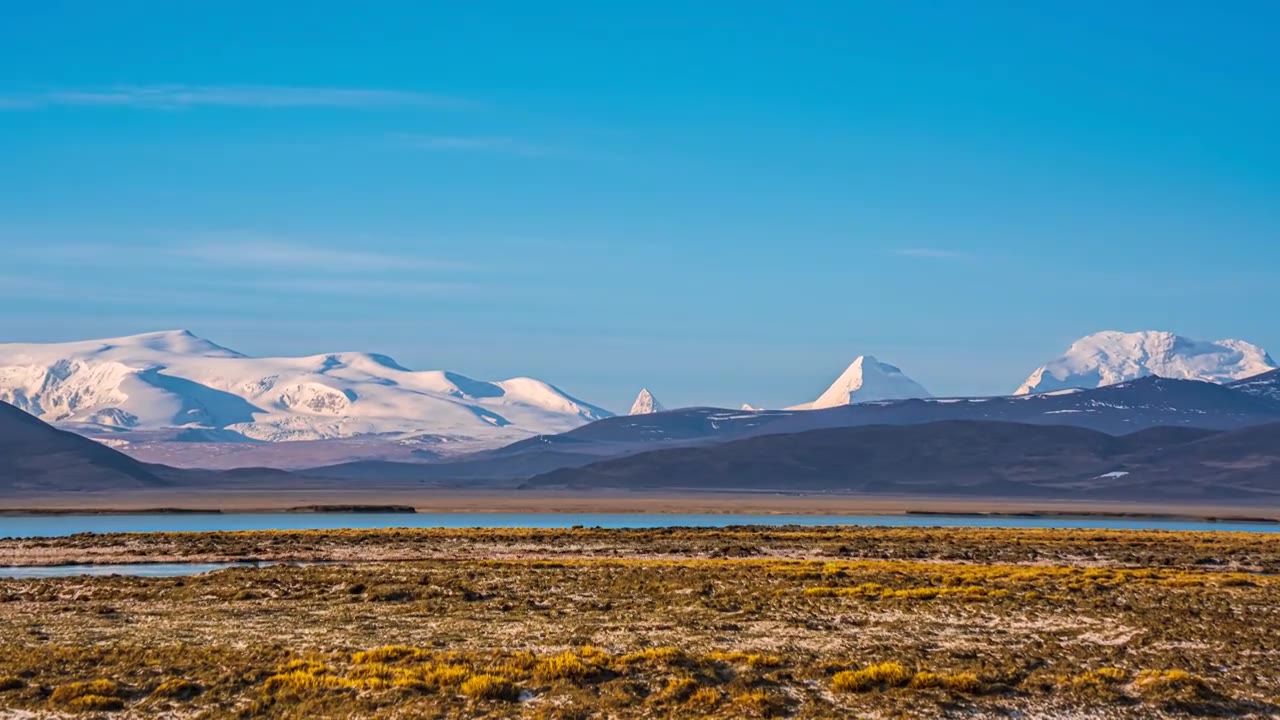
628, 388, 666, 415
1015, 331, 1276, 395
0, 330, 612, 443
789, 356, 932, 409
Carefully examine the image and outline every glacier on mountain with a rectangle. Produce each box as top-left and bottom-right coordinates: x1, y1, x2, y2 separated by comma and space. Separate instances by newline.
0, 330, 613, 444
1015, 330, 1276, 395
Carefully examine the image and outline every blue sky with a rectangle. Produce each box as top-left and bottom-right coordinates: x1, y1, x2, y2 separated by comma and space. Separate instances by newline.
2, 2, 1277, 412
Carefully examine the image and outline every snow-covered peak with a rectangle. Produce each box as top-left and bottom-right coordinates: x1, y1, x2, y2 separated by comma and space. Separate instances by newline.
1015, 330, 1277, 395
0, 329, 245, 364
629, 388, 666, 415
119, 329, 246, 357
496, 377, 611, 422
795, 356, 932, 409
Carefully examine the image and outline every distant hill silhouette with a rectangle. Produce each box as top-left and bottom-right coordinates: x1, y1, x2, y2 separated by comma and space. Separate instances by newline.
524, 420, 1280, 502
1230, 369, 1280, 403
0, 401, 172, 491
308, 376, 1280, 486
6, 373, 1280, 505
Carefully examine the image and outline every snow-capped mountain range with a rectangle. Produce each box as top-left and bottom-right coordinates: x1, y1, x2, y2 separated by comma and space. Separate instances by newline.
0, 330, 611, 445
1015, 331, 1276, 395
1, 329, 1275, 459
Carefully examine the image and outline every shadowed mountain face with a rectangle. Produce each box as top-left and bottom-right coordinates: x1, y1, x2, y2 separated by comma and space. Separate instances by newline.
1138, 423, 1280, 489
0, 401, 172, 492
7, 372, 1280, 504
524, 420, 1280, 502
302, 376, 1280, 486
1230, 369, 1280, 403
303, 450, 606, 484
483, 375, 1280, 458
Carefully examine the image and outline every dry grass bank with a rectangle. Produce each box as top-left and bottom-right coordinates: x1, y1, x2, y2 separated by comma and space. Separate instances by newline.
1, 527, 1278, 717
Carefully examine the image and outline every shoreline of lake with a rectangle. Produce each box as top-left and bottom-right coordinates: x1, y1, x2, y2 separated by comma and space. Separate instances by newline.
3, 510, 1279, 542
4, 488, 1279, 523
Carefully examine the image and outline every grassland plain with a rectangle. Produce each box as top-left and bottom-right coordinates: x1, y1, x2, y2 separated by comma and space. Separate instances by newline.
1, 527, 1279, 718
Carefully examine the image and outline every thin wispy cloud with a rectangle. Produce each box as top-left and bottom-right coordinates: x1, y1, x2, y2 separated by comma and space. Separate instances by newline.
243, 277, 477, 297
0, 276, 63, 295
173, 237, 468, 272
0, 274, 476, 306
893, 248, 970, 260
0, 274, 222, 306
8, 235, 469, 274
0, 84, 465, 110
392, 133, 553, 157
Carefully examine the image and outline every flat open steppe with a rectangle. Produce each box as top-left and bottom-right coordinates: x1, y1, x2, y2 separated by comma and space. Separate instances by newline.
1, 527, 1279, 718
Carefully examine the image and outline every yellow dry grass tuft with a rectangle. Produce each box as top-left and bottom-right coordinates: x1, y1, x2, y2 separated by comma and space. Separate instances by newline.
51, 679, 124, 708
658, 676, 699, 702
68, 695, 125, 711
535, 651, 594, 682
151, 678, 202, 700
686, 686, 722, 709
1135, 669, 1211, 704
907, 670, 987, 693
832, 662, 914, 692
351, 645, 425, 665
421, 663, 472, 689
707, 651, 784, 668
459, 674, 519, 702
938, 672, 984, 694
